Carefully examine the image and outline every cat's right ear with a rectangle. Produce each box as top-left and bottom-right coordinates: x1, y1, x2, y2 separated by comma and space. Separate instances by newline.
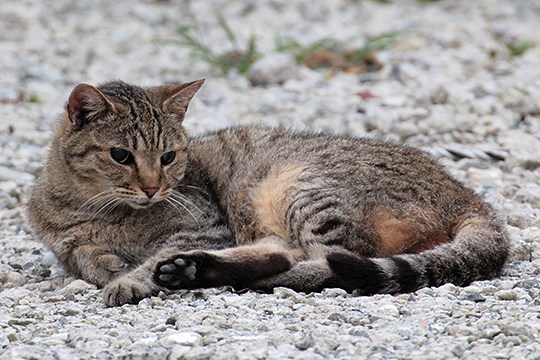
153, 79, 205, 120
67, 84, 115, 131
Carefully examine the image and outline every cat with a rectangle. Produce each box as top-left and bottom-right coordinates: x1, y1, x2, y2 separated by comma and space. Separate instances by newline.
27, 80, 509, 307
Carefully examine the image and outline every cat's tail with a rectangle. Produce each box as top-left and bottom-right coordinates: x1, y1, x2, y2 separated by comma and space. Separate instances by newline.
326, 215, 510, 294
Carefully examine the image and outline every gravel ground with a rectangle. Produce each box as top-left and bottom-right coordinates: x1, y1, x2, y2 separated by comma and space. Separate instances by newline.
1, 0, 540, 359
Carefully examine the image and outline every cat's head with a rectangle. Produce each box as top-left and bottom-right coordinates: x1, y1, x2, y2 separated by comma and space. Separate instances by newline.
58, 80, 204, 210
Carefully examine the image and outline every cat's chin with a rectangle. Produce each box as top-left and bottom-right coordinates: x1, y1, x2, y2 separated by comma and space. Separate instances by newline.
127, 200, 158, 210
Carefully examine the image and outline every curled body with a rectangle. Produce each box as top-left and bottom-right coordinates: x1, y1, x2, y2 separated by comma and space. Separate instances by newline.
27, 80, 509, 306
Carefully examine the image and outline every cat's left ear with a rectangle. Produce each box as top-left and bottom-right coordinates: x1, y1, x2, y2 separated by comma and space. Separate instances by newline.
152, 79, 205, 119
67, 83, 116, 130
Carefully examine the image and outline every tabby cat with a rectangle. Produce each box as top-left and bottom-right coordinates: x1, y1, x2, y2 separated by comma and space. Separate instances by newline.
27, 80, 509, 307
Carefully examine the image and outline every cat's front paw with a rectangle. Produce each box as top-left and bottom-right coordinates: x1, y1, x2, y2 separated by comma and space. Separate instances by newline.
102, 276, 154, 307
154, 257, 199, 289
99, 253, 130, 273
79, 252, 131, 288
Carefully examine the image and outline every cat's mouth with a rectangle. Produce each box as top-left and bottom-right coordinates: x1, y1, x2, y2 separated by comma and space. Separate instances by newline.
128, 198, 160, 209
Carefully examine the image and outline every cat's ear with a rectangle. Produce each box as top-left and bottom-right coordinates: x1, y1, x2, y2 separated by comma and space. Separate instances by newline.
154, 79, 205, 119
67, 84, 115, 130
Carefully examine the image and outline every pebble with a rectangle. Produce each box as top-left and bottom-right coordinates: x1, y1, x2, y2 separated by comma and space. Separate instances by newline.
495, 290, 518, 301
4, 271, 27, 287
0, 333, 9, 347
0, 166, 34, 183
159, 332, 203, 347
514, 183, 540, 208
377, 304, 400, 318
321, 288, 348, 298
62, 279, 96, 295
248, 53, 299, 86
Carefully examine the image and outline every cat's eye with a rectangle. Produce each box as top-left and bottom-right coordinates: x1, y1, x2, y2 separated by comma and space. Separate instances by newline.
110, 148, 134, 165
160, 151, 176, 166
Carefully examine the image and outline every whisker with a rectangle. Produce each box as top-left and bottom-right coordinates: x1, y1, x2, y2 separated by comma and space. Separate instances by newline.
165, 198, 183, 217
71, 191, 113, 220
176, 184, 210, 196
102, 198, 122, 219
171, 190, 205, 214
167, 196, 200, 227
91, 196, 119, 221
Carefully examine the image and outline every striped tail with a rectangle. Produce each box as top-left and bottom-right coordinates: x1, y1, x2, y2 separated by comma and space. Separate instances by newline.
327, 216, 509, 295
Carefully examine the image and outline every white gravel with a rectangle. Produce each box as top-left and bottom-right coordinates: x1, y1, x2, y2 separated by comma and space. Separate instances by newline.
1, 0, 540, 358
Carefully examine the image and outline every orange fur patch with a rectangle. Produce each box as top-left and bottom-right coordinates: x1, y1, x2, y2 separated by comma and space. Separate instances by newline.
371, 207, 448, 256
251, 164, 308, 239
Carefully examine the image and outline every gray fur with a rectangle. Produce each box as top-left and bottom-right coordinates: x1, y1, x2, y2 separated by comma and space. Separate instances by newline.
27, 81, 509, 306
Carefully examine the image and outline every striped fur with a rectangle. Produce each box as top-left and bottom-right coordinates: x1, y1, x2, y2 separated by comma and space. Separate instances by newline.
27, 81, 509, 306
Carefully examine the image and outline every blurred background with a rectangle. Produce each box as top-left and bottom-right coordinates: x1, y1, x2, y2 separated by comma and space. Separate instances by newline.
1, 0, 540, 268
1, 2, 540, 358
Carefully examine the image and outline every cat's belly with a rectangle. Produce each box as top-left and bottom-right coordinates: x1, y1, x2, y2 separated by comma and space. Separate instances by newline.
224, 162, 453, 258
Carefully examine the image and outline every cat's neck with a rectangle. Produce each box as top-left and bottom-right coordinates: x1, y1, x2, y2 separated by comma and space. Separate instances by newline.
187, 135, 237, 195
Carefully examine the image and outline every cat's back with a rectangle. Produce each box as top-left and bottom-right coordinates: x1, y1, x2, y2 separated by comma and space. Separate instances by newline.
189, 126, 477, 213
191, 126, 450, 181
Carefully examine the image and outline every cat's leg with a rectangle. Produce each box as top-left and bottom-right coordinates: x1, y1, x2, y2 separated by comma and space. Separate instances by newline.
249, 244, 349, 293
104, 237, 296, 306
251, 260, 335, 293
103, 226, 237, 306
68, 243, 131, 287
154, 236, 301, 290
102, 247, 182, 307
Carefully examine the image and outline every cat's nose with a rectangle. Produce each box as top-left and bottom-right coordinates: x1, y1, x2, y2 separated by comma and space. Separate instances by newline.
141, 186, 159, 198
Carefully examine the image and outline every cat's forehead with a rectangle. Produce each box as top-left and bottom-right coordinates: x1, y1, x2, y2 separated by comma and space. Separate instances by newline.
95, 81, 184, 151
110, 115, 184, 152
98, 81, 153, 106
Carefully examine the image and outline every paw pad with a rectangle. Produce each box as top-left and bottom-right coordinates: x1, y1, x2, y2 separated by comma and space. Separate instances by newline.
155, 257, 198, 288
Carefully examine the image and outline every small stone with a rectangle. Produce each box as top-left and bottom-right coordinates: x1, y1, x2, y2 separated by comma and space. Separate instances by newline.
430, 85, 449, 104
295, 333, 314, 350
378, 304, 400, 318
40, 291, 66, 303
151, 324, 168, 333
133, 336, 158, 346
514, 183, 540, 208
517, 279, 540, 289
169, 345, 191, 358
8, 318, 36, 326
3, 271, 27, 287
0, 333, 9, 346
500, 130, 540, 170
495, 290, 517, 301
63, 307, 82, 316
160, 332, 203, 347
62, 279, 95, 295
459, 285, 487, 302
248, 53, 298, 86
467, 168, 503, 186
165, 316, 177, 326
480, 325, 501, 339
321, 288, 348, 298
0, 287, 31, 301
395, 122, 419, 140
84, 340, 110, 353
436, 283, 458, 296
273, 287, 306, 303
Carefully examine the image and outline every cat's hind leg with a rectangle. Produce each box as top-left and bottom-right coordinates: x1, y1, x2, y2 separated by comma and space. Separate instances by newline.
154, 236, 300, 289
249, 244, 350, 293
